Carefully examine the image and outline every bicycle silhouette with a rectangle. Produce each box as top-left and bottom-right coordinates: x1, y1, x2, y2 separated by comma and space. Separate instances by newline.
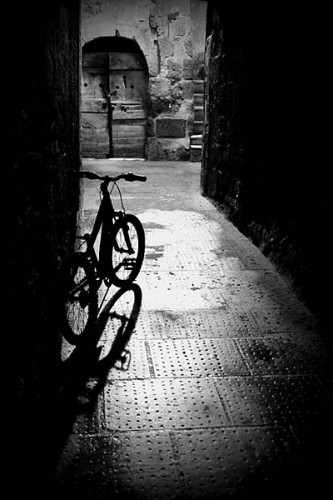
59, 170, 146, 345
58, 284, 142, 418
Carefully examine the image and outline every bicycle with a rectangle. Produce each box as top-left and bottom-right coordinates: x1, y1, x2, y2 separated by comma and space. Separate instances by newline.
58, 170, 146, 345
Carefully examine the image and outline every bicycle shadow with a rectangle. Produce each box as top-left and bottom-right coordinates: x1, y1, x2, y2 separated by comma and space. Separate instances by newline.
59, 283, 142, 411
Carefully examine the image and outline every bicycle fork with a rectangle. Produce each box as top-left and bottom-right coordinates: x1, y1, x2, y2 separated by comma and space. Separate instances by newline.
114, 220, 135, 255
113, 220, 138, 273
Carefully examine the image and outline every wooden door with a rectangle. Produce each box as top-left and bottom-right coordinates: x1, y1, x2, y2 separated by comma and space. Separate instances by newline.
81, 51, 148, 158
108, 52, 148, 158
81, 52, 109, 158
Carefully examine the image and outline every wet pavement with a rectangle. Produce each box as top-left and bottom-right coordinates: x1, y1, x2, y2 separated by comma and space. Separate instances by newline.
54, 160, 332, 499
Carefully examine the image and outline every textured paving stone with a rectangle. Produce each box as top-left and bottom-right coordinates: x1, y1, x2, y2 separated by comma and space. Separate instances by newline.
103, 378, 229, 431
173, 427, 297, 499
55, 160, 332, 499
213, 375, 331, 427
146, 338, 249, 377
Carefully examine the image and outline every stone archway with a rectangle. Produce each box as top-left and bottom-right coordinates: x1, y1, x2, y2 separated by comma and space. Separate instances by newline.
81, 36, 149, 158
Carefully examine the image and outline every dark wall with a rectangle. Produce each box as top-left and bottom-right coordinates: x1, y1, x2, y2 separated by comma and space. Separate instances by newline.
8, 0, 81, 491
202, 3, 330, 326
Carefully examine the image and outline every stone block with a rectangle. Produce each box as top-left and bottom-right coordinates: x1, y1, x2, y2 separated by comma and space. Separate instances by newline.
150, 77, 171, 99
171, 81, 193, 100
146, 137, 190, 160
167, 59, 182, 80
146, 137, 165, 160
184, 35, 193, 58
183, 57, 193, 79
158, 37, 174, 59
156, 118, 186, 138
169, 16, 191, 39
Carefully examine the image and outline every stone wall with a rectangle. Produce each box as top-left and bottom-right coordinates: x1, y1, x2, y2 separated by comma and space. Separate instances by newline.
81, 0, 207, 159
202, 3, 330, 327
9, 0, 81, 492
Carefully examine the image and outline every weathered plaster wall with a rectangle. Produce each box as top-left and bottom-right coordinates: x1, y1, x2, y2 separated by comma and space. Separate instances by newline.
81, 0, 207, 159
202, 3, 330, 327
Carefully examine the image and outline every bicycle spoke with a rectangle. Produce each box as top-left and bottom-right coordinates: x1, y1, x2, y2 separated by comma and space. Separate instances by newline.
60, 253, 97, 344
111, 217, 142, 283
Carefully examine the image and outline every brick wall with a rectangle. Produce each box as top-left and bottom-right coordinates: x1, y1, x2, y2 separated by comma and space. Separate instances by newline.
202, 3, 330, 327
9, 0, 81, 491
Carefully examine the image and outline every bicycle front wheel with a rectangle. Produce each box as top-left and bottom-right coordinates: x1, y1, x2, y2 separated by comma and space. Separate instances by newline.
109, 214, 145, 287
59, 253, 98, 344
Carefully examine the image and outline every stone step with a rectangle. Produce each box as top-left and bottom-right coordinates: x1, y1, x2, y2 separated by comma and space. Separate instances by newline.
194, 106, 204, 121
193, 79, 204, 93
193, 93, 204, 106
190, 134, 202, 145
190, 145, 202, 162
193, 121, 204, 134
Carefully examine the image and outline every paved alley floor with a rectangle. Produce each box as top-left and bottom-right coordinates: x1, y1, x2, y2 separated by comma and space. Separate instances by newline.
54, 160, 332, 499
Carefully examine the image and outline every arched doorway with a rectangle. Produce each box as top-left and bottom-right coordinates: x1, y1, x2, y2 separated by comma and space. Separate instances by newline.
81, 37, 149, 159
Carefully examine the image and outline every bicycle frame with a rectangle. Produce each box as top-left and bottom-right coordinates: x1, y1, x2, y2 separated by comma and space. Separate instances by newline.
74, 169, 146, 293
81, 178, 124, 286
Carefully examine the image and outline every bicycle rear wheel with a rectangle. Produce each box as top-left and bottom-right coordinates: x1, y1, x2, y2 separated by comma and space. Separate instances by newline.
58, 253, 98, 344
109, 214, 145, 287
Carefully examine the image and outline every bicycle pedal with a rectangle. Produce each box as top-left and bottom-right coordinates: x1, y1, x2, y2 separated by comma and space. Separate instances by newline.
123, 258, 137, 270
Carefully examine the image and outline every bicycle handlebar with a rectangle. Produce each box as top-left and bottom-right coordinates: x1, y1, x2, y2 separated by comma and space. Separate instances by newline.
77, 170, 147, 183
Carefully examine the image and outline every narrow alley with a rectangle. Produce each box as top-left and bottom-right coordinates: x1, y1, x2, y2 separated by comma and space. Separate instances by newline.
54, 160, 332, 499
